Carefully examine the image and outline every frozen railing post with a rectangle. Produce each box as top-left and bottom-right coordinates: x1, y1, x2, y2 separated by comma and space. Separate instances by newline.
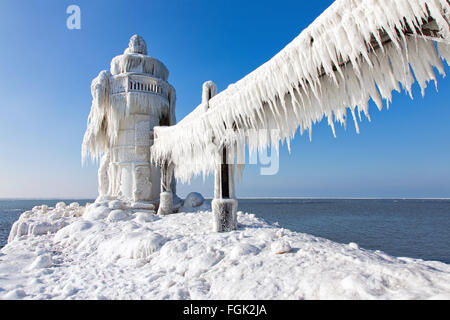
201, 81, 238, 232
212, 144, 238, 232
157, 159, 174, 215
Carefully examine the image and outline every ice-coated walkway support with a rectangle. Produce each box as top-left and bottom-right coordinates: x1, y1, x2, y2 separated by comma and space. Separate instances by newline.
202, 81, 238, 232
157, 160, 174, 215
212, 145, 238, 232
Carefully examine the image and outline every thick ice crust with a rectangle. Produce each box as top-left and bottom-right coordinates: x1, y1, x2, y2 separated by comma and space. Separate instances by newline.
212, 198, 238, 232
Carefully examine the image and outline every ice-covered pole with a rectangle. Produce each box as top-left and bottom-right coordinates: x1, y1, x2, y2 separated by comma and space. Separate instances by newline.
157, 158, 174, 216
212, 145, 238, 232
202, 81, 238, 232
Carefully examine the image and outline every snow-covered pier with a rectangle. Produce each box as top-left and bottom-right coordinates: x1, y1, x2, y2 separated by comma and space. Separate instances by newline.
1, 201, 450, 299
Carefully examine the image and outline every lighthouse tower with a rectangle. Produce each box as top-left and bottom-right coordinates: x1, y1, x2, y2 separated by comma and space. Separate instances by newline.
82, 35, 178, 204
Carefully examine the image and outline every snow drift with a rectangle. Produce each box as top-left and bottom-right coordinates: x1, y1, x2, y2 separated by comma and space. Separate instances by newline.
151, 0, 450, 183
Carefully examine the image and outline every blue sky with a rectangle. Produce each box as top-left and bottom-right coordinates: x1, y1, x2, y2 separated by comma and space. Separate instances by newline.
0, 0, 449, 199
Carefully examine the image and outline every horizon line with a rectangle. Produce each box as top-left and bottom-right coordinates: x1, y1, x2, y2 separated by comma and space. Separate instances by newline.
1, 196, 450, 201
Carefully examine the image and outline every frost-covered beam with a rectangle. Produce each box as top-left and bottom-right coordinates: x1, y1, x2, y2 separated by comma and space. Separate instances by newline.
314, 19, 444, 79
152, 0, 450, 185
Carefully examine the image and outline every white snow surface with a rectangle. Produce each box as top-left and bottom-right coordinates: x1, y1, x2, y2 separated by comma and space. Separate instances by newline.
151, 0, 450, 183
1, 201, 450, 300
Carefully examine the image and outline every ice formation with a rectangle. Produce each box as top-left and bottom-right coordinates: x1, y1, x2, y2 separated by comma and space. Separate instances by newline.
151, 0, 450, 183
1, 202, 450, 299
82, 35, 177, 203
183, 192, 205, 208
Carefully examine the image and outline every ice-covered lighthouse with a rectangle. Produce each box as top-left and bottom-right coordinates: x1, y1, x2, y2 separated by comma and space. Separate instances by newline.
82, 35, 179, 205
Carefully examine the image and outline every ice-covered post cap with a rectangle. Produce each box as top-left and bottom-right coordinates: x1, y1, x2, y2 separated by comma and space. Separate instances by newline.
202, 81, 217, 112
124, 34, 148, 55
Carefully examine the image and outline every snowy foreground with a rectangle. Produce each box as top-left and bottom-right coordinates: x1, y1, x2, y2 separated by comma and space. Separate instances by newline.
1, 201, 450, 300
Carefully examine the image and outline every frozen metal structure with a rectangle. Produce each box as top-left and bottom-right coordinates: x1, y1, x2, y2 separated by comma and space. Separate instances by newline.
82, 35, 178, 205
151, 0, 450, 231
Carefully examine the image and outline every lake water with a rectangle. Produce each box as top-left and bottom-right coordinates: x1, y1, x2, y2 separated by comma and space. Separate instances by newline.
239, 199, 450, 264
1, 198, 449, 264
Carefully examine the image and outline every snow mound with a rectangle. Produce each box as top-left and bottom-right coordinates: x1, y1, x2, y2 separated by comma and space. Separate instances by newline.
54, 220, 94, 245
55, 202, 66, 210
179, 195, 210, 213
230, 243, 260, 259
1, 200, 450, 299
271, 240, 292, 254
134, 211, 159, 224
98, 231, 166, 260
107, 209, 128, 222
349, 242, 359, 250
28, 255, 53, 270
83, 205, 110, 221
183, 192, 205, 208
7, 203, 83, 242
108, 200, 125, 210
3, 289, 26, 300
